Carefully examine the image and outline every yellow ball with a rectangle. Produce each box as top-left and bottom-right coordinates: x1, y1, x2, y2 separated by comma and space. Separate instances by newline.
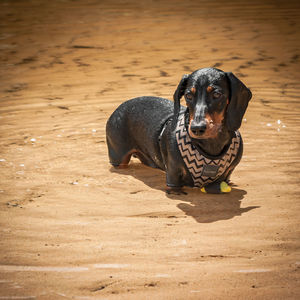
220, 181, 231, 193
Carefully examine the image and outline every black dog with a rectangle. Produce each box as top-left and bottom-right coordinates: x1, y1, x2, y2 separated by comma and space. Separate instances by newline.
106, 68, 252, 194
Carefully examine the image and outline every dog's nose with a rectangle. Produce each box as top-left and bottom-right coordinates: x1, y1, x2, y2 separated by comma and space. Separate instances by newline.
190, 121, 207, 136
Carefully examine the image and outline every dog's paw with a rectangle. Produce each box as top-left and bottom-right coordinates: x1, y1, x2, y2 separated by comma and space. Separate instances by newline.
166, 186, 187, 195
201, 181, 231, 194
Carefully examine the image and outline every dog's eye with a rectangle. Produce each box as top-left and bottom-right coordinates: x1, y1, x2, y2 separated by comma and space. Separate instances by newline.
185, 93, 193, 101
213, 92, 222, 99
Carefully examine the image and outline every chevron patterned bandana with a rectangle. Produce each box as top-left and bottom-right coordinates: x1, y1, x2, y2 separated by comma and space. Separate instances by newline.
175, 113, 241, 187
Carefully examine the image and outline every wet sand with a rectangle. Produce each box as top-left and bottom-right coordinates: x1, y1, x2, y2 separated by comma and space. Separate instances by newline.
0, 0, 300, 299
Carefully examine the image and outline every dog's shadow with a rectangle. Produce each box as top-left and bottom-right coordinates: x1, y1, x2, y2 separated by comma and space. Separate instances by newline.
110, 162, 259, 223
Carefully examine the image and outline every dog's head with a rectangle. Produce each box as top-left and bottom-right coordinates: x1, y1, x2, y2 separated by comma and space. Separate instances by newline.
173, 68, 252, 139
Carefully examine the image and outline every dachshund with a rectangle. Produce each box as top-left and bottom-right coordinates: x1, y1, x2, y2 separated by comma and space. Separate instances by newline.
106, 68, 252, 194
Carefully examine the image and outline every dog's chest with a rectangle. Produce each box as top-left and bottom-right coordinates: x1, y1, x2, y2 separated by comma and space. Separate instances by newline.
175, 114, 241, 187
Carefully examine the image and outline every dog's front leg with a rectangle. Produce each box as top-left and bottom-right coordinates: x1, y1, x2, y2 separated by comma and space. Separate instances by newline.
201, 181, 231, 194
166, 186, 187, 195
165, 165, 187, 195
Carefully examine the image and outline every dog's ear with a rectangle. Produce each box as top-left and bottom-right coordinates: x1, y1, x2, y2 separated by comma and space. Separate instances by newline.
173, 74, 190, 127
225, 72, 252, 131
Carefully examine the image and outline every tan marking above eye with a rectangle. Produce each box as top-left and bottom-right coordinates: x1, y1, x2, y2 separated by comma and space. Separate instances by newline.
190, 87, 196, 94
207, 86, 213, 93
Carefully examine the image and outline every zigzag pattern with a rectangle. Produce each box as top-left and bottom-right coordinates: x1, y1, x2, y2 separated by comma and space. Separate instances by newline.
175, 114, 241, 187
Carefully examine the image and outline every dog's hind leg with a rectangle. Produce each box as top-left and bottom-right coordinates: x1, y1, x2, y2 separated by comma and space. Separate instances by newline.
106, 107, 135, 168
108, 145, 156, 169
106, 135, 134, 168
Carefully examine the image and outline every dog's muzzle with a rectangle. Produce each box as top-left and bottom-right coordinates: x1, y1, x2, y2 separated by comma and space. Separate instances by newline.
189, 120, 207, 137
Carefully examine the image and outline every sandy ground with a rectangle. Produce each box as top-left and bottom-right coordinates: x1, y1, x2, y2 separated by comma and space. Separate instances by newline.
0, 0, 299, 299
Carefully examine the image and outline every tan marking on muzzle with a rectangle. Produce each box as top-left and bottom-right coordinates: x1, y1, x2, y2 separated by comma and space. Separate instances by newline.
188, 115, 194, 127
200, 110, 226, 138
188, 107, 226, 139
209, 111, 225, 124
